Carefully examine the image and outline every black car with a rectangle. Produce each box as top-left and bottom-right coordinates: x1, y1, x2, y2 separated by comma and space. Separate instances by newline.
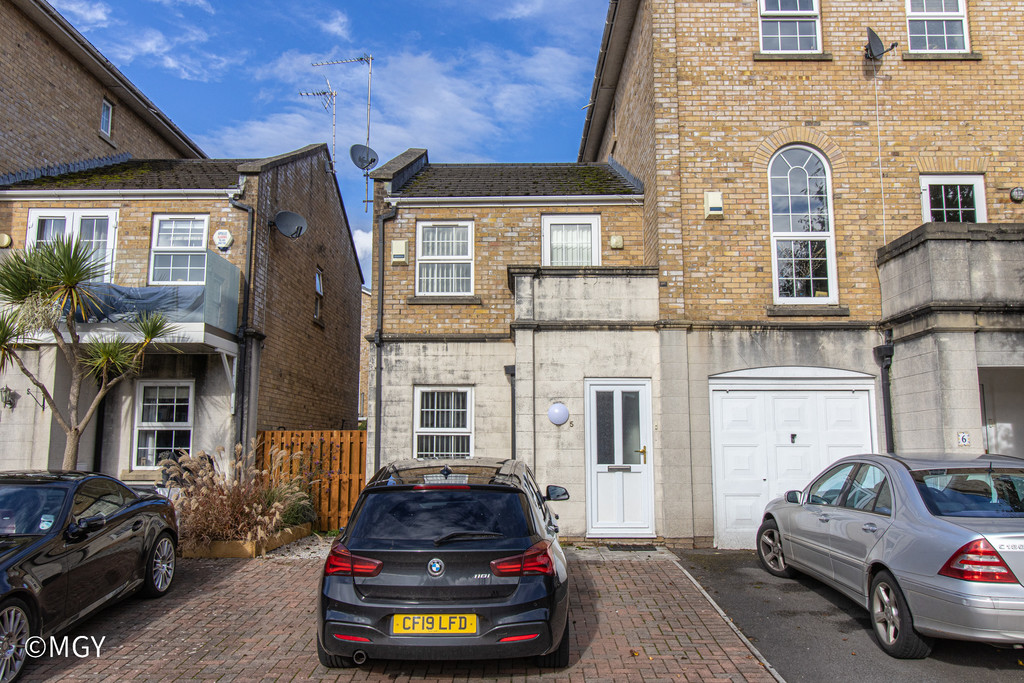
0, 471, 178, 682
317, 458, 571, 669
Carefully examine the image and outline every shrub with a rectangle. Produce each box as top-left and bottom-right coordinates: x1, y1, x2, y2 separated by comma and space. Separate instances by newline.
161, 443, 310, 553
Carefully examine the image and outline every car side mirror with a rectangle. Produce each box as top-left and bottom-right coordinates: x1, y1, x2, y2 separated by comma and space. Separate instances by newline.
785, 490, 802, 504
545, 485, 570, 502
65, 514, 106, 540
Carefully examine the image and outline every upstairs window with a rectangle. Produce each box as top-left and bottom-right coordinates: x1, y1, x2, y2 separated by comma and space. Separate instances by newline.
314, 267, 324, 321
414, 387, 473, 459
759, 0, 821, 53
768, 146, 837, 304
100, 99, 113, 137
542, 215, 601, 266
416, 221, 473, 295
919, 175, 986, 223
150, 215, 208, 284
906, 0, 969, 52
26, 209, 117, 282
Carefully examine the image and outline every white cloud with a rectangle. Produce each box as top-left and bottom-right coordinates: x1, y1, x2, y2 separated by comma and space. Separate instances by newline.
104, 26, 239, 81
50, 0, 112, 28
352, 229, 373, 262
319, 10, 351, 40
145, 0, 215, 13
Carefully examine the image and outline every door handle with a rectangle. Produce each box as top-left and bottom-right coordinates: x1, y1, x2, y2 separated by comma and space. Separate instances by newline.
818, 515, 831, 523
634, 446, 647, 464
132, 520, 143, 531
862, 523, 878, 533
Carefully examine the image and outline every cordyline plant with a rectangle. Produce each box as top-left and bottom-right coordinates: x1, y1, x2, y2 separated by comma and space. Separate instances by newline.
0, 237, 176, 470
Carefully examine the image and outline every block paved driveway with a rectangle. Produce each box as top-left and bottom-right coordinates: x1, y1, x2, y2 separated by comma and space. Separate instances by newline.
22, 546, 777, 682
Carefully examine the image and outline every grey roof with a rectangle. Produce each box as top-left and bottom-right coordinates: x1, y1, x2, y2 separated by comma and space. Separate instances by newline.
392, 163, 642, 198
0, 159, 252, 191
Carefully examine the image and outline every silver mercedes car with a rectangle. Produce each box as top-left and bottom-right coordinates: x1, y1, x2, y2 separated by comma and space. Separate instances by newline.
756, 453, 1024, 658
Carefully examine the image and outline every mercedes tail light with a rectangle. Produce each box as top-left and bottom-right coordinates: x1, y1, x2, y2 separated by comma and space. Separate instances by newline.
938, 539, 1019, 583
324, 541, 382, 577
490, 539, 555, 577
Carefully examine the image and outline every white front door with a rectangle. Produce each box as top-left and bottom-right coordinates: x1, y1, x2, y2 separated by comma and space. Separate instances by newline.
585, 379, 655, 537
710, 373, 877, 549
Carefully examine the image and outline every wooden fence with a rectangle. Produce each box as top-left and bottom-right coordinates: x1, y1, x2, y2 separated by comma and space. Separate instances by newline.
256, 430, 366, 532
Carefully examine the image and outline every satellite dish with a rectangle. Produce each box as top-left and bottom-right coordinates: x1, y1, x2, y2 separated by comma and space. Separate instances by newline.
865, 28, 898, 60
272, 211, 307, 239
350, 144, 379, 171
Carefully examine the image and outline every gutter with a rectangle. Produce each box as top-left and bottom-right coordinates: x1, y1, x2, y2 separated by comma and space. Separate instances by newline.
229, 195, 256, 448
386, 194, 641, 208
373, 206, 398, 472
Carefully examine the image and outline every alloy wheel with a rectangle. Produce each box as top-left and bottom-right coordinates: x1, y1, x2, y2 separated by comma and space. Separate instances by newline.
872, 581, 900, 645
758, 528, 786, 572
152, 537, 175, 592
0, 604, 29, 683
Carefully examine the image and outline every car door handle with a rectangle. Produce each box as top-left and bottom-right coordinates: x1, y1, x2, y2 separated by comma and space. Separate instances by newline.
818, 515, 830, 523
132, 520, 143, 531
862, 523, 878, 533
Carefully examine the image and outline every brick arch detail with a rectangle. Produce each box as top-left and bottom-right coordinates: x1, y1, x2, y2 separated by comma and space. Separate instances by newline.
752, 127, 847, 173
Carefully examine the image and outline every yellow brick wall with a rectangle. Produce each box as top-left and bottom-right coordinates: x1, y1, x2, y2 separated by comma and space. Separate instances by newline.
597, 0, 1024, 321
0, 1, 188, 175
371, 198, 645, 337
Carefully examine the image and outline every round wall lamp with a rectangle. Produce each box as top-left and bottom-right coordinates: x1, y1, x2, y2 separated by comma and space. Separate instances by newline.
547, 402, 569, 426
1011, 187, 1024, 204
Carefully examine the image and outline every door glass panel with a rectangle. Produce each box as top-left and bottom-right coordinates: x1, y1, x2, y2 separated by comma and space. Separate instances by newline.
622, 391, 641, 464
807, 463, 855, 506
596, 391, 614, 464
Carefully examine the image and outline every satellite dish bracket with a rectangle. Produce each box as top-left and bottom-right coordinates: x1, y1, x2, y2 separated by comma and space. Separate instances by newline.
865, 27, 898, 60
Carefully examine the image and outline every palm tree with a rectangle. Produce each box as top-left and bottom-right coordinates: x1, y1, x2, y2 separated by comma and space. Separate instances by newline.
0, 237, 176, 470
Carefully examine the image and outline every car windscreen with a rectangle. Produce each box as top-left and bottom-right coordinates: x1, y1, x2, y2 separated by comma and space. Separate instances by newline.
0, 485, 67, 535
911, 467, 1024, 518
347, 488, 532, 548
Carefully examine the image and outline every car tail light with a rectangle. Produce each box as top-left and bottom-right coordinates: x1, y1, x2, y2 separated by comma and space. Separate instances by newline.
499, 634, 539, 642
324, 542, 383, 577
490, 539, 555, 577
332, 634, 371, 642
939, 539, 1019, 583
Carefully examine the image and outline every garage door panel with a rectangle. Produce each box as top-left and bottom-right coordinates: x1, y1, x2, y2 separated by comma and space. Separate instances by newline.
771, 395, 814, 430
723, 495, 762, 538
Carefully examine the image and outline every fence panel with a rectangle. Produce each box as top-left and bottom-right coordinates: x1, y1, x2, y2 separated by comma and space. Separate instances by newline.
257, 430, 367, 532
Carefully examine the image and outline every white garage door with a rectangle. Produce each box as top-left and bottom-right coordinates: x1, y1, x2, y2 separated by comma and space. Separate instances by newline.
710, 368, 877, 549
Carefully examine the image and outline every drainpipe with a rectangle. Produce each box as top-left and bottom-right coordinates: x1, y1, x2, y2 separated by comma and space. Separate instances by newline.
373, 207, 398, 472
504, 365, 516, 459
874, 331, 895, 454
229, 196, 255, 449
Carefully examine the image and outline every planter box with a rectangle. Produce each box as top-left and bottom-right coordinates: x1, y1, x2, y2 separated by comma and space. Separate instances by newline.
181, 523, 312, 559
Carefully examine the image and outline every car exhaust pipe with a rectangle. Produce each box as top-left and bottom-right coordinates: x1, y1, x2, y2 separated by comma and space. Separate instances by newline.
352, 650, 368, 665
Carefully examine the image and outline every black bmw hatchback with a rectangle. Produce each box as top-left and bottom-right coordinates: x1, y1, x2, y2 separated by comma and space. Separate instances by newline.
317, 458, 571, 669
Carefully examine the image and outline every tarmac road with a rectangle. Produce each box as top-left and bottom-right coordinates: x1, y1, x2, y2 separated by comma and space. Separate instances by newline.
671, 547, 1024, 683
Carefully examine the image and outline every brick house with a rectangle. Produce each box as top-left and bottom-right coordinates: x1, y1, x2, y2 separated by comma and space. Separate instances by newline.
367, 0, 1024, 548
0, 145, 364, 481
1, 0, 204, 181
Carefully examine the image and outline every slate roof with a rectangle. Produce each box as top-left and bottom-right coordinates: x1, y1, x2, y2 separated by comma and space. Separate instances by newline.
0, 159, 252, 191
392, 163, 641, 198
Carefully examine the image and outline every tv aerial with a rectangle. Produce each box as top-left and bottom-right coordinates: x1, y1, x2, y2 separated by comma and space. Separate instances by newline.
865, 28, 898, 60
299, 77, 338, 172
312, 54, 376, 211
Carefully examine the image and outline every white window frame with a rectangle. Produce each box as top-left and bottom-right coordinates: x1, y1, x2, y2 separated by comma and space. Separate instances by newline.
541, 214, 601, 266
758, 0, 822, 54
919, 174, 986, 223
149, 214, 209, 285
100, 99, 113, 137
767, 145, 838, 305
413, 386, 474, 459
133, 380, 194, 470
415, 221, 474, 296
906, 0, 970, 53
314, 267, 324, 321
25, 208, 118, 282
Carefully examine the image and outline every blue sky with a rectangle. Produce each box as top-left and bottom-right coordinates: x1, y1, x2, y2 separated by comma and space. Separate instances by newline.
50, 0, 608, 281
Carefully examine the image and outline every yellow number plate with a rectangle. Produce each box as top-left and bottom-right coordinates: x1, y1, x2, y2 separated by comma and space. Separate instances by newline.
392, 614, 478, 635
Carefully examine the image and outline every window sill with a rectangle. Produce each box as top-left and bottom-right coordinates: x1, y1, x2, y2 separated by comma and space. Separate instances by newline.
902, 51, 982, 61
767, 304, 849, 317
98, 131, 117, 149
313, 318, 325, 329
408, 295, 482, 305
753, 52, 833, 62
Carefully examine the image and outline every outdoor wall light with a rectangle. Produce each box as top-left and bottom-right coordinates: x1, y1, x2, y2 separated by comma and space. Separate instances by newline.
0, 386, 13, 409
1011, 187, 1024, 204
548, 402, 569, 426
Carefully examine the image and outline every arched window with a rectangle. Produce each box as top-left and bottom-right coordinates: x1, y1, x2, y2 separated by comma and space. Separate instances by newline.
768, 145, 837, 304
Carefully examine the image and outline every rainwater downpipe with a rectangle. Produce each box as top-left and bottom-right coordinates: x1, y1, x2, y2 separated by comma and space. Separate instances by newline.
504, 365, 516, 459
229, 196, 255, 448
373, 206, 398, 472
875, 331, 895, 454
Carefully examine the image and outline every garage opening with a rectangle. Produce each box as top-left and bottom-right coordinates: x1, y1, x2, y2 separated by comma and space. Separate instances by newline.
980, 368, 1024, 457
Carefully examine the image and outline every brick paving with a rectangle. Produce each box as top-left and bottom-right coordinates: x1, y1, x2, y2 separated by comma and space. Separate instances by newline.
22, 547, 778, 682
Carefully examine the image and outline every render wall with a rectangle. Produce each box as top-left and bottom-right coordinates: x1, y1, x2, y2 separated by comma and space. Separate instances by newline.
251, 148, 363, 432
0, 1, 187, 175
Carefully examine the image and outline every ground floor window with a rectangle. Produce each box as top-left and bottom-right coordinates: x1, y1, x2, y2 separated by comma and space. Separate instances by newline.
414, 387, 472, 458
134, 381, 193, 469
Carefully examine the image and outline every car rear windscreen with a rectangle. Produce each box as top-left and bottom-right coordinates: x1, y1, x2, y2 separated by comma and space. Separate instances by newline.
0, 485, 67, 534
347, 488, 532, 544
912, 468, 1024, 517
